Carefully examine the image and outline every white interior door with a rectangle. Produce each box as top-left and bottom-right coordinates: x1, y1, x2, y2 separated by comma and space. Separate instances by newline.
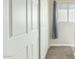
3, 0, 39, 59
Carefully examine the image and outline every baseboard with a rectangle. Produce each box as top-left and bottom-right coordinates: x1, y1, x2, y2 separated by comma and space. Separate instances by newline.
49, 44, 74, 47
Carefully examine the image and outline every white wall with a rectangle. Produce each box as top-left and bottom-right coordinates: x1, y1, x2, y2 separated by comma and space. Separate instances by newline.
48, 0, 75, 47
50, 22, 75, 46
40, 0, 49, 59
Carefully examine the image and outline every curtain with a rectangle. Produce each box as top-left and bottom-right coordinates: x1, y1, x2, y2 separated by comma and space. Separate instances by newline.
52, 0, 58, 39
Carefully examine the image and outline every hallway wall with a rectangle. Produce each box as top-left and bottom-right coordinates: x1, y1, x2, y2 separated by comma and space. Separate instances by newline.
49, 22, 75, 46
40, 0, 49, 59
48, 0, 75, 47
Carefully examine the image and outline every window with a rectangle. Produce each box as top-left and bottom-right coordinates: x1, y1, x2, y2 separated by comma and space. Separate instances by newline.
58, 8, 67, 22
57, 4, 75, 22
69, 8, 75, 22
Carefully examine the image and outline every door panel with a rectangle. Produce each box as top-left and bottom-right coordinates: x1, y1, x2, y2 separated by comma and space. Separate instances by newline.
27, 0, 32, 32
12, 0, 27, 36
12, 46, 28, 59
4, 58, 11, 59
4, 0, 39, 59
32, 0, 39, 30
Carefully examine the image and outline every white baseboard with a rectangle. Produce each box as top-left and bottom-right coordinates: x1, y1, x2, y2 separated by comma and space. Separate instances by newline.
49, 44, 74, 47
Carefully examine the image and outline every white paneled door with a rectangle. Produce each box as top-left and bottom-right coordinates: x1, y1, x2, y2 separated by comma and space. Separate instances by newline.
3, 0, 39, 59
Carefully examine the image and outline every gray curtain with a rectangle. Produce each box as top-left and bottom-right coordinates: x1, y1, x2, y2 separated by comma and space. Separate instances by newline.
52, 0, 58, 39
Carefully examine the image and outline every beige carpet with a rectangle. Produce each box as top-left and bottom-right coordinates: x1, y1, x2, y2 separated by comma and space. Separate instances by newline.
45, 46, 75, 59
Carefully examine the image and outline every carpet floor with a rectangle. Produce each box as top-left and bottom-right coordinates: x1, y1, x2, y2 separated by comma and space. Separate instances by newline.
45, 46, 75, 59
